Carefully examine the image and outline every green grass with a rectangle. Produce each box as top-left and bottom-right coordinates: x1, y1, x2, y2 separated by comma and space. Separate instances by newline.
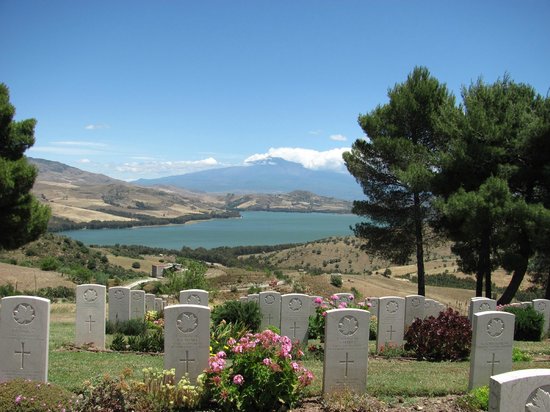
47, 320, 550, 403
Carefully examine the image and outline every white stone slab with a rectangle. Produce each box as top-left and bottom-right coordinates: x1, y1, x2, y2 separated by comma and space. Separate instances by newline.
280, 293, 311, 345
405, 295, 425, 329
489, 368, 550, 412
259, 291, 282, 330
145, 293, 155, 312
130, 290, 146, 320
108, 287, 130, 323
0, 296, 50, 382
323, 308, 370, 394
179, 289, 209, 306
533, 299, 550, 335
247, 294, 259, 304
368, 297, 379, 318
468, 297, 496, 322
75, 284, 106, 349
154, 297, 163, 312
376, 296, 405, 352
424, 298, 441, 318
164, 304, 210, 383
469, 311, 515, 390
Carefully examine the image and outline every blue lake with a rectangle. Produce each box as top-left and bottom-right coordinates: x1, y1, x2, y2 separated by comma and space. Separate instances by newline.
60, 211, 362, 250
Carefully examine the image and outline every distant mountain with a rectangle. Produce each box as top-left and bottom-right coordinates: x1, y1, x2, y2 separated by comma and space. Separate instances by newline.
135, 157, 363, 201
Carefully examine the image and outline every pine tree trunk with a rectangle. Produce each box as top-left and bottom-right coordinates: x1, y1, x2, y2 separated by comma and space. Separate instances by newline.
497, 234, 531, 305
476, 270, 483, 297
545, 270, 550, 300
414, 192, 425, 296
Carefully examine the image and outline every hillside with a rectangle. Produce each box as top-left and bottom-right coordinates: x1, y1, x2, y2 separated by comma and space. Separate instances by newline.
30, 158, 352, 229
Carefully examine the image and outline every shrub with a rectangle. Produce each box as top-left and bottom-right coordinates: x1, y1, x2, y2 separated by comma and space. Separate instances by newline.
458, 385, 489, 411
405, 308, 471, 361
204, 329, 313, 411
502, 305, 544, 341
369, 315, 377, 340
77, 372, 135, 411
512, 346, 532, 362
111, 333, 127, 351
0, 379, 77, 411
211, 300, 261, 332
0, 282, 17, 298
330, 274, 343, 287
106, 319, 148, 336
131, 261, 141, 269
127, 329, 164, 353
210, 320, 249, 357
39, 256, 61, 271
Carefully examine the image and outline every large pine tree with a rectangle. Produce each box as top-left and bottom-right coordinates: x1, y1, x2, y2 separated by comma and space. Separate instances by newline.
343, 67, 457, 296
0, 83, 50, 249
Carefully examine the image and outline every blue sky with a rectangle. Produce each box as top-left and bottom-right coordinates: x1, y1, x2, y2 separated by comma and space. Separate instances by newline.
2, 1, 549, 181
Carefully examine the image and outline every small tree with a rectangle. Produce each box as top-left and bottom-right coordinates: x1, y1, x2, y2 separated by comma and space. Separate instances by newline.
0, 84, 50, 249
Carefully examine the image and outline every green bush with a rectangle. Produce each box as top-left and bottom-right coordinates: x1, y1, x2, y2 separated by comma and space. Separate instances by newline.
127, 329, 164, 353
502, 305, 544, 341
106, 319, 148, 336
131, 261, 141, 269
0, 282, 17, 298
512, 346, 532, 362
405, 308, 472, 361
211, 300, 261, 332
458, 385, 489, 411
330, 274, 343, 287
0, 379, 77, 411
39, 256, 61, 271
110, 333, 127, 351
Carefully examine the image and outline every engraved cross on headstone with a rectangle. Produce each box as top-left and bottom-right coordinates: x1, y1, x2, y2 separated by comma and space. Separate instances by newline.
290, 321, 300, 338
339, 352, 354, 377
179, 350, 195, 373
15, 341, 31, 369
132, 305, 141, 318
487, 352, 500, 375
86, 314, 96, 332
266, 313, 273, 325
386, 325, 396, 340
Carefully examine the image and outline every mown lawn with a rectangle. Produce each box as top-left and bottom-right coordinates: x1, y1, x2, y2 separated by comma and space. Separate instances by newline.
48, 320, 550, 402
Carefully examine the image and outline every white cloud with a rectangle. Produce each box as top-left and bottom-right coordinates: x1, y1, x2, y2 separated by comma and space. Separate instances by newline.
244, 147, 350, 172
115, 157, 220, 176
329, 134, 347, 142
27, 140, 109, 156
79, 158, 91, 163
55, 140, 108, 147
308, 130, 322, 135
85, 124, 110, 130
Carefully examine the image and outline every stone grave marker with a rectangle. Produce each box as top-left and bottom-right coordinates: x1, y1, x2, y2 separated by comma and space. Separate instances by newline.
489, 368, 550, 412
179, 289, 209, 306
145, 293, 155, 312
405, 295, 425, 329
469, 310, 515, 390
239, 296, 247, 303
323, 308, 370, 394
154, 297, 163, 312
281, 293, 311, 345
259, 291, 282, 330
521, 301, 534, 309
376, 296, 405, 352
130, 290, 146, 320
164, 304, 210, 383
468, 297, 496, 322
368, 297, 379, 318
108, 286, 130, 323
0, 296, 50, 382
75, 284, 106, 349
533, 299, 550, 335
423, 298, 441, 318
247, 294, 259, 305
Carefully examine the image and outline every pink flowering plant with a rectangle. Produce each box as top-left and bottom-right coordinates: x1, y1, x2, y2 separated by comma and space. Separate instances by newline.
308, 294, 371, 342
203, 329, 314, 411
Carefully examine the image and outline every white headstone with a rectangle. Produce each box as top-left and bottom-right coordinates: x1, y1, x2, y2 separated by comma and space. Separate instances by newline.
405, 295, 425, 329
130, 290, 146, 320
368, 297, 379, 318
179, 289, 209, 306
468, 297, 496, 322
489, 368, 550, 412
322, 308, 370, 394
75, 284, 106, 349
164, 304, 210, 383
469, 311, 515, 390
533, 299, 550, 335
154, 297, 163, 312
0, 296, 50, 382
259, 291, 282, 330
376, 296, 405, 352
333, 293, 354, 306
424, 298, 441, 319
247, 294, 259, 305
280, 293, 311, 345
145, 293, 155, 313
108, 287, 130, 323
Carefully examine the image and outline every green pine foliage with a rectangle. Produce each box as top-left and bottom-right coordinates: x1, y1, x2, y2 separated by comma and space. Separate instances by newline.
502, 305, 544, 341
0, 83, 51, 250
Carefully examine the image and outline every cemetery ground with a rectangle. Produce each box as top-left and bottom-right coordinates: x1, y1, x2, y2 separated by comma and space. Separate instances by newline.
42, 304, 550, 411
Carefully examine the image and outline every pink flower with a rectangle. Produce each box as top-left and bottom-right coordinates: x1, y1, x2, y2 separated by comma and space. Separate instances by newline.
263, 357, 272, 366
15, 395, 22, 404
233, 374, 244, 385
227, 337, 236, 346
349, 295, 354, 301
338, 302, 348, 308
291, 361, 300, 371
314, 297, 323, 304
330, 294, 338, 301
322, 311, 327, 317
216, 351, 226, 358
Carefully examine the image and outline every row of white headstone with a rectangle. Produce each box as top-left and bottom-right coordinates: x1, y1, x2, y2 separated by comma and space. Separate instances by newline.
2, 291, 549, 407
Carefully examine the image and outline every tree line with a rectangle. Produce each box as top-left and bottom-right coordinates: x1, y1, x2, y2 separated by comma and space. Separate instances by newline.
344, 67, 550, 303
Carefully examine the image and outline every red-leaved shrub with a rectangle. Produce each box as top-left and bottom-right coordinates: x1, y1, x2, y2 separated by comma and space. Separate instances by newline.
404, 308, 471, 361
